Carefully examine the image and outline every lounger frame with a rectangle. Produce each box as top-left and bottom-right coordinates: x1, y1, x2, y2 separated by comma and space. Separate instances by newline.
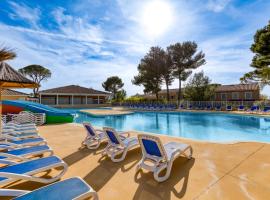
136, 134, 193, 182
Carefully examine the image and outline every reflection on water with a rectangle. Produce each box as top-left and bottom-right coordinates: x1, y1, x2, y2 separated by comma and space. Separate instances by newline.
73, 111, 270, 143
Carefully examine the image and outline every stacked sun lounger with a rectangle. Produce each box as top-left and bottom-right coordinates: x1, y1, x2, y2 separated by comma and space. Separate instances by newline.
0, 121, 99, 200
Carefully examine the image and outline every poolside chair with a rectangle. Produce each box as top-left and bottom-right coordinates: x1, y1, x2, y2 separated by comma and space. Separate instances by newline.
0, 156, 67, 186
2, 128, 39, 139
136, 134, 193, 182
0, 145, 53, 166
215, 105, 221, 111
82, 122, 128, 149
262, 106, 270, 113
206, 105, 212, 110
250, 105, 259, 113
0, 137, 47, 148
238, 105, 245, 111
226, 105, 232, 111
0, 177, 98, 200
4, 121, 36, 129
103, 127, 139, 162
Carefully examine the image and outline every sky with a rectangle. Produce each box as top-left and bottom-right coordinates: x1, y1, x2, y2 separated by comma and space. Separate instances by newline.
0, 0, 269, 95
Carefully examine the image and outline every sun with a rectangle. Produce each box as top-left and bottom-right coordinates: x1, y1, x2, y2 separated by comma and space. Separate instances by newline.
141, 0, 173, 37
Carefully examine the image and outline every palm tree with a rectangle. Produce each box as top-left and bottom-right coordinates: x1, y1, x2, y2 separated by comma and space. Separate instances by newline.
0, 47, 16, 62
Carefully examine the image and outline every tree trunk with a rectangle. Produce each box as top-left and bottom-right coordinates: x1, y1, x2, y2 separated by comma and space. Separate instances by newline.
178, 76, 181, 106
156, 92, 159, 101
166, 81, 170, 102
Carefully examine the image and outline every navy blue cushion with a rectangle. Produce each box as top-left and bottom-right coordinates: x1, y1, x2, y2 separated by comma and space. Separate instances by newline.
106, 130, 119, 144
84, 124, 95, 136
141, 139, 162, 157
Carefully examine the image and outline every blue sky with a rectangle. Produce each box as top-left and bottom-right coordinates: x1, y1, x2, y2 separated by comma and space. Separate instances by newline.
0, 0, 269, 95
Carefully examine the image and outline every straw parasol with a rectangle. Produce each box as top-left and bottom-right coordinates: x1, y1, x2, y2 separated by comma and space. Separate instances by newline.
0, 62, 39, 133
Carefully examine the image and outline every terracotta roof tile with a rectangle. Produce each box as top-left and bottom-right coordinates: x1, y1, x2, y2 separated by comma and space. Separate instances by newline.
215, 83, 259, 92
1, 89, 28, 96
40, 85, 109, 95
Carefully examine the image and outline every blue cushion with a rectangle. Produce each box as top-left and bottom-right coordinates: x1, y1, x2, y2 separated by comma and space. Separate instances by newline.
106, 130, 119, 144
141, 139, 162, 157
84, 124, 95, 136
14, 177, 90, 200
0, 156, 62, 182
0, 145, 49, 159
239, 105, 244, 109
12, 138, 44, 145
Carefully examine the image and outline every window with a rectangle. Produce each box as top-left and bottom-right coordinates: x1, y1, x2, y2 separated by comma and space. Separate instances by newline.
245, 92, 253, 100
221, 93, 227, 101
232, 92, 239, 100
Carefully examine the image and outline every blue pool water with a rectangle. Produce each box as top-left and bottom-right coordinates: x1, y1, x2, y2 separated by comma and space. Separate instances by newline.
69, 110, 270, 143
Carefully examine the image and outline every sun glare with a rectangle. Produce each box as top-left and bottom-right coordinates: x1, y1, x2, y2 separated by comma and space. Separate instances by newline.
141, 0, 173, 37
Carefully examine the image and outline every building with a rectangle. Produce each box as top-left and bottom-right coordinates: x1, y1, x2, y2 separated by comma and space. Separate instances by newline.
214, 83, 260, 101
140, 83, 260, 102
39, 85, 110, 107
1, 89, 29, 101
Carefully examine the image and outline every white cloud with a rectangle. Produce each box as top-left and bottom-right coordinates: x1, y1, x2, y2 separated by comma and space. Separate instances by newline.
207, 0, 231, 12
8, 1, 41, 28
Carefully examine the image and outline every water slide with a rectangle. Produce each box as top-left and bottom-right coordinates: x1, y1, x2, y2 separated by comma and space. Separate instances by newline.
2, 100, 74, 124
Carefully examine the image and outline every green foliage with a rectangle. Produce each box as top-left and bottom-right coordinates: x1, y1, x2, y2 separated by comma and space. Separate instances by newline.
102, 76, 124, 99
241, 21, 270, 85
18, 64, 51, 97
132, 47, 165, 100
115, 89, 127, 101
167, 41, 206, 104
184, 71, 217, 101
0, 46, 16, 62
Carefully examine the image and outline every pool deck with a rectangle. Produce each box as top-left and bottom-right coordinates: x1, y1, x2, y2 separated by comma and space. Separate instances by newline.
80, 108, 134, 116
3, 123, 270, 200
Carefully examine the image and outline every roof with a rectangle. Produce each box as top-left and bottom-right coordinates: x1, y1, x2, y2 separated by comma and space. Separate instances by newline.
0, 62, 39, 88
215, 83, 259, 92
1, 89, 28, 96
40, 85, 109, 95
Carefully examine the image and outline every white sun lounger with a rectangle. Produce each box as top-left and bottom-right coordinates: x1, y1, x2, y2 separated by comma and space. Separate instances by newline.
0, 177, 98, 200
0, 156, 68, 186
2, 128, 39, 139
136, 134, 193, 182
82, 122, 107, 149
0, 137, 47, 148
102, 127, 139, 162
82, 122, 128, 149
0, 145, 53, 165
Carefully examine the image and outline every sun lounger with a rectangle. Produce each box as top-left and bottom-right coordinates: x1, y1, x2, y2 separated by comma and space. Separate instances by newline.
238, 105, 245, 111
215, 105, 221, 111
0, 156, 67, 186
250, 105, 259, 113
82, 122, 107, 149
226, 105, 232, 111
103, 127, 139, 162
2, 129, 39, 139
0, 145, 53, 165
0, 177, 98, 200
1, 137, 47, 147
82, 122, 128, 149
136, 134, 193, 182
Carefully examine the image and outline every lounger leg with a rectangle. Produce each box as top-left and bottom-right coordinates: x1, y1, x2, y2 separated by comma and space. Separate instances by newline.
111, 149, 127, 162
86, 139, 101, 150
154, 163, 171, 182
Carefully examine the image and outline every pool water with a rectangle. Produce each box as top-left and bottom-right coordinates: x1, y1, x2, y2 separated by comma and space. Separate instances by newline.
71, 110, 270, 143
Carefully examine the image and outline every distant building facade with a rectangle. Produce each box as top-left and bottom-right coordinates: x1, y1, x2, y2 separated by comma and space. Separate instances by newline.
141, 83, 260, 102
1, 89, 29, 101
39, 85, 110, 107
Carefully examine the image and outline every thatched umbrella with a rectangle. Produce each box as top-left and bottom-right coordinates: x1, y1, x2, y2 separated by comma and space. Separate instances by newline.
0, 62, 39, 134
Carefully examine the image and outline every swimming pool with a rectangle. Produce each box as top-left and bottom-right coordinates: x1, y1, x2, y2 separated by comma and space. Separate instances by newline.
71, 110, 270, 143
